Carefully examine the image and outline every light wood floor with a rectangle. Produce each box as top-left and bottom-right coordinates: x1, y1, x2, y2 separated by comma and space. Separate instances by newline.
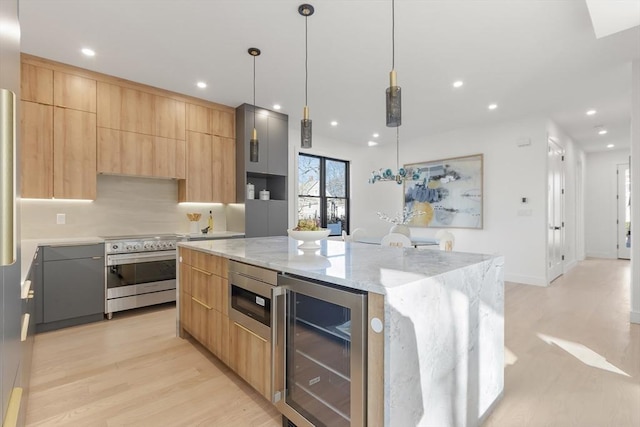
26, 259, 639, 426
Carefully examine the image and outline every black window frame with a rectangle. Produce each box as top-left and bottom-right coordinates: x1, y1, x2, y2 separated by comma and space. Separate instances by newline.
297, 153, 350, 236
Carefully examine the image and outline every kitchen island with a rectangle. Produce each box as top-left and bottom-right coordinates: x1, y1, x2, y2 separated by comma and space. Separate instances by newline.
178, 236, 504, 427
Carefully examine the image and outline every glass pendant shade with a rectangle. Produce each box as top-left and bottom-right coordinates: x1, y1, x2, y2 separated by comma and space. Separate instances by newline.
249, 127, 259, 163
301, 105, 312, 149
386, 70, 401, 127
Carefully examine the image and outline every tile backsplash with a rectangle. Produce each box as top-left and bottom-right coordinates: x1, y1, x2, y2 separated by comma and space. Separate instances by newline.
21, 175, 244, 239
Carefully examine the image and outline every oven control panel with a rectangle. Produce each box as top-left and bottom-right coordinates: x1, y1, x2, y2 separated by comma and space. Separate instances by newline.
105, 238, 177, 254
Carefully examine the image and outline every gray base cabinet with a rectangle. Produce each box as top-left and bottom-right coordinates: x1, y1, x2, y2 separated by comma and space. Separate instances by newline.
236, 104, 289, 237
38, 244, 104, 332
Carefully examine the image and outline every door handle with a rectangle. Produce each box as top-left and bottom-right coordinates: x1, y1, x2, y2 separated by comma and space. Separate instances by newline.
553, 226, 561, 230
0, 88, 16, 266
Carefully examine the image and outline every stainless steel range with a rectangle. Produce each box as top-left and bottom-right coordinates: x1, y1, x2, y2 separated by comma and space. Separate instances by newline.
103, 234, 177, 319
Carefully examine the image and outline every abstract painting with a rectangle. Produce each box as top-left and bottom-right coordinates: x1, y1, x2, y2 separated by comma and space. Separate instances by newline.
403, 154, 483, 229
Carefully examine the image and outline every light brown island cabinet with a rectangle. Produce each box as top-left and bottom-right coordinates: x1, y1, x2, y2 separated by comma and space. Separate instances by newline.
179, 248, 230, 366
229, 321, 271, 400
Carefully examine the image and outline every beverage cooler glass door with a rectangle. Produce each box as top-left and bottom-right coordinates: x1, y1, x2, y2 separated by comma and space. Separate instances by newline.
274, 275, 367, 427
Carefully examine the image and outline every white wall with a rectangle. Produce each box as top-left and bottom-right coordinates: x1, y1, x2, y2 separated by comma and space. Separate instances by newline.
21, 175, 231, 239
631, 59, 640, 324
358, 117, 550, 285
584, 149, 630, 259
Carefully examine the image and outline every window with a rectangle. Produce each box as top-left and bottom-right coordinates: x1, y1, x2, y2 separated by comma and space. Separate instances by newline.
298, 154, 350, 236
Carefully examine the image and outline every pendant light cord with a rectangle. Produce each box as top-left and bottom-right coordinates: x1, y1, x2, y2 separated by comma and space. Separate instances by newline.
305, 15, 309, 106
253, 55, 256, 129
396, 127, 400, 170
392, 0, 395, 71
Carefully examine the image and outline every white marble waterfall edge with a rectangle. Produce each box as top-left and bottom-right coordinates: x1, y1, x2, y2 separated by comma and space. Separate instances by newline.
385, 257, 504, 427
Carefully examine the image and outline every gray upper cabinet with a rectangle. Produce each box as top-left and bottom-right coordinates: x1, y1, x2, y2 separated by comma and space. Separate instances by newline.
236, 104, 289, 237
236, 103, 288, 176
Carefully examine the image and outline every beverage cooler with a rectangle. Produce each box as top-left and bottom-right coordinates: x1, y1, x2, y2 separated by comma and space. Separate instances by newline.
274, 274, 367, 427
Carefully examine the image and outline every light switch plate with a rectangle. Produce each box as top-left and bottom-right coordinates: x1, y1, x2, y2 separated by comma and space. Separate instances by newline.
56, 213, 66, 224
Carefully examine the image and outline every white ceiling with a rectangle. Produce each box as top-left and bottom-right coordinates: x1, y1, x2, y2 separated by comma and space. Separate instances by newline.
18, 0, 640, 153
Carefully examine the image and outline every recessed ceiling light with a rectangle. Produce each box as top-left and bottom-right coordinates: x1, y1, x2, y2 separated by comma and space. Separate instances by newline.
81, 48, 95, 57
488, 103, 498, 110
273, 104, 281, 110
586, 109, 597, 116
598, 129, 608, 135
372, 133, 379, 138
196, 81, 207, 89
607, 144, 615, 148
368, 141, 378, 147
453, 80, 464, 88
330, 121, 338, 126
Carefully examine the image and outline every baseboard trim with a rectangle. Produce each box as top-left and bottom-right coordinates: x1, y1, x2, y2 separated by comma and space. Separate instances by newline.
504, 273, 546, 286
585, 251, 616, 259
631, 311, 640, 324
564, 260, 577, 273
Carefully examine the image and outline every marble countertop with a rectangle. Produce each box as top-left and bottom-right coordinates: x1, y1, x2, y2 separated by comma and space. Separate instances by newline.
177, 231, 244, 239
179, 236, 498, 294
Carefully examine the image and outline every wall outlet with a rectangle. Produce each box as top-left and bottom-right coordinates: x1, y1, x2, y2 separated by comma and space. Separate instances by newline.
56, 213, 66, 225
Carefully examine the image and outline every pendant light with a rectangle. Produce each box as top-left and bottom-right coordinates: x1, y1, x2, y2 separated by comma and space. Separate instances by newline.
299, 3, 314, 149
248, 47, 261, 162
386, 0, 401, 127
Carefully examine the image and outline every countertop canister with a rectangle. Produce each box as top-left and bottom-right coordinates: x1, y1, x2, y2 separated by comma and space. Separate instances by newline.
247, 183, 255, 199
259, 190, 270, 200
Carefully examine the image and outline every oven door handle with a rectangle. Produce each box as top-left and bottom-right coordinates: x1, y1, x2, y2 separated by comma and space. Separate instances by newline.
107, 252, 175, 266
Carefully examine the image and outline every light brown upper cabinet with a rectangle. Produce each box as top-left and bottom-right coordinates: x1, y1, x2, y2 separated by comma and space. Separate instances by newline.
154, 96, 185, 140
153, 135, 186, 179
97, 128, 185, 179
53, 107, 97, 200
53, 71, 96, 112
21, 101, 53, 198
22, 103, 97, 200
186, 103, 234, 138
179, 131, 213, 202
179, 132, 236, 203
97, 82, 154, 135
212, 136, 236, 204
21, 63, 53, 104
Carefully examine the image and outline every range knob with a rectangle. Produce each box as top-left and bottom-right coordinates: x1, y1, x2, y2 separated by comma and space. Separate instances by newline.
125, 244, 133, 251
167, 242, 176, 249
111, 244, 120, 251
159, 242, 168, 249
133, 243, 143, 251
143, 242, 156, 250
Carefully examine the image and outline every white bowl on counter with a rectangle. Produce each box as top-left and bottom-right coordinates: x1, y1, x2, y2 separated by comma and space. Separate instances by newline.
287, 229, 331, 249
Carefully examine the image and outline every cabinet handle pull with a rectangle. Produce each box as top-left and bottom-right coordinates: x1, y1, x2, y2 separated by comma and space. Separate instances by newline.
0, 88, 16, 267
234, 322, 267, 343
92, 256, 102, 260
192, 296, 213, 310
192, 267, 213, 276
28, 290, 34, 299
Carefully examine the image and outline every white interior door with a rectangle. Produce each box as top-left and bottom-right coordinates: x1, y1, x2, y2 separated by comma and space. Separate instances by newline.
617, 163, 631, 259
548, 139, 564, 283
